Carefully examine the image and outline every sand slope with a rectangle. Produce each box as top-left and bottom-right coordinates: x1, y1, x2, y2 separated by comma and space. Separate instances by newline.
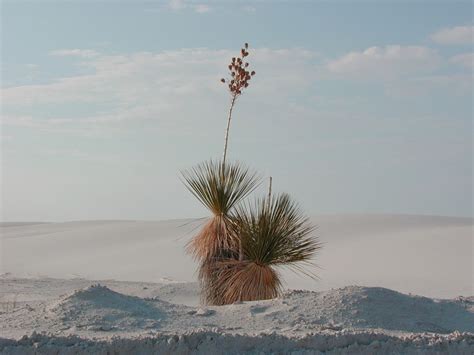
1, 214, 472, 298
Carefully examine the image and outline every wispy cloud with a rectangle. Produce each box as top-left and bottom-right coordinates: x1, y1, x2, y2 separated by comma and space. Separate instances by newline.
384, 74, 472, 98
168, 0, 186, 11
2, 48, 319, 129
40, 148, 131, 165
50, 49, 100, 58
194, 4, 211, 13
327, 45, 441, 80
242, 5, 256, 13
325, 45, 472, 96
450, 53, 474, 69
167, 0, 212, 13
4, 42, 470, 134
431, 25, 473, 45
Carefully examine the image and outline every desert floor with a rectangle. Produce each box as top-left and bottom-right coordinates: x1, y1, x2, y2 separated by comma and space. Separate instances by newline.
0, 214, 472, 354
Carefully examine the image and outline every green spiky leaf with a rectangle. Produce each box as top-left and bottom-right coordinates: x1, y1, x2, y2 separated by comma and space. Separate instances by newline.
181, 160, 261, 216
233, 193, 321, 273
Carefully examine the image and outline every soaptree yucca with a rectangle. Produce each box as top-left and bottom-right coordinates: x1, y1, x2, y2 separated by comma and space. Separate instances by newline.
182, 43, 321, 305
209, 193, 321, 304
182, 44, 258, 304
181, 160, 260, 303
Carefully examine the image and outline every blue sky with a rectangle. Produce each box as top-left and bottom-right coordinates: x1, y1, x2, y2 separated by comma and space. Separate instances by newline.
1, 0, 472, 221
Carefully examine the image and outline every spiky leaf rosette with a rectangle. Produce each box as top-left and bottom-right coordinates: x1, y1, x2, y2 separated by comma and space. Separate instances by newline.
181, 160, 260, 261
213, 193, 321, 304
237, 193, 320, 269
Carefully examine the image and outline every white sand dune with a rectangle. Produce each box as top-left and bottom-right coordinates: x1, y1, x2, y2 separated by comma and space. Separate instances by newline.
1, 214, 472, 298
0, 277, 473, 354
2, 278, 473, 335
0, 214, 472, 353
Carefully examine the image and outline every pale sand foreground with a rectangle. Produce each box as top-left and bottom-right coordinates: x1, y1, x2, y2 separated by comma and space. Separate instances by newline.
0, 214, 473, 353
0, 277, 473, 354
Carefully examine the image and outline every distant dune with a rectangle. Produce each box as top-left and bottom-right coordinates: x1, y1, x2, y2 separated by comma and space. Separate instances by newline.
1, 214, 472, 298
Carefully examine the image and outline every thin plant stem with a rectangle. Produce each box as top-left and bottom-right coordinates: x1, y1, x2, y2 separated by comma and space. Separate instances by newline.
267, 176, 272, 207
222, 94, 237, 167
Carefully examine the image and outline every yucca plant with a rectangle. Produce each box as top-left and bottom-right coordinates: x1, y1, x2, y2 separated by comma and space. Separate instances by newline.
209, 193, 321, 304
181, 160, 261, 303
182, 43, 322, 305
182, 44, 258, 304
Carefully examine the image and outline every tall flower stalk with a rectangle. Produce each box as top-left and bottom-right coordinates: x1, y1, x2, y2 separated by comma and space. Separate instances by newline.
220, 43, 256, 166
218, 43, 256, 261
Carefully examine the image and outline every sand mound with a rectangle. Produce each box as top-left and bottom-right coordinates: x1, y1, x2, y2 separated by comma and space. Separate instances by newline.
1, 278, 473, 354
283, 286, 474, 333
2, 278, 473, 338
48, 285, 171, 331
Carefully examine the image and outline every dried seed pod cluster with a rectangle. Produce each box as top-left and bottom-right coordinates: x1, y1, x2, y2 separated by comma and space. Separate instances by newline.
220, 43, 256, 96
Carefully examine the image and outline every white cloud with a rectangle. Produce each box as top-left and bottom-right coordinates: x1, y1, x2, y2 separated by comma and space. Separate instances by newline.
450, 53, 474, 69
194, 4, 211, 13
327, 45, 440, 80
4, 45, 466, 133
168, 0, 186, 11
384, 74, 472, 98
431, 25, 473, 45
167, 0, 211, 13
50, 49, 99, 58
242, 5, 256, 13
2, 48, 319, 128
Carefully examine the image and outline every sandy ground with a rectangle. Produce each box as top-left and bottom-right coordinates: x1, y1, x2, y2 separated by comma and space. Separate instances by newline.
0, 277, 473, 354
0, 214, 473, 353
